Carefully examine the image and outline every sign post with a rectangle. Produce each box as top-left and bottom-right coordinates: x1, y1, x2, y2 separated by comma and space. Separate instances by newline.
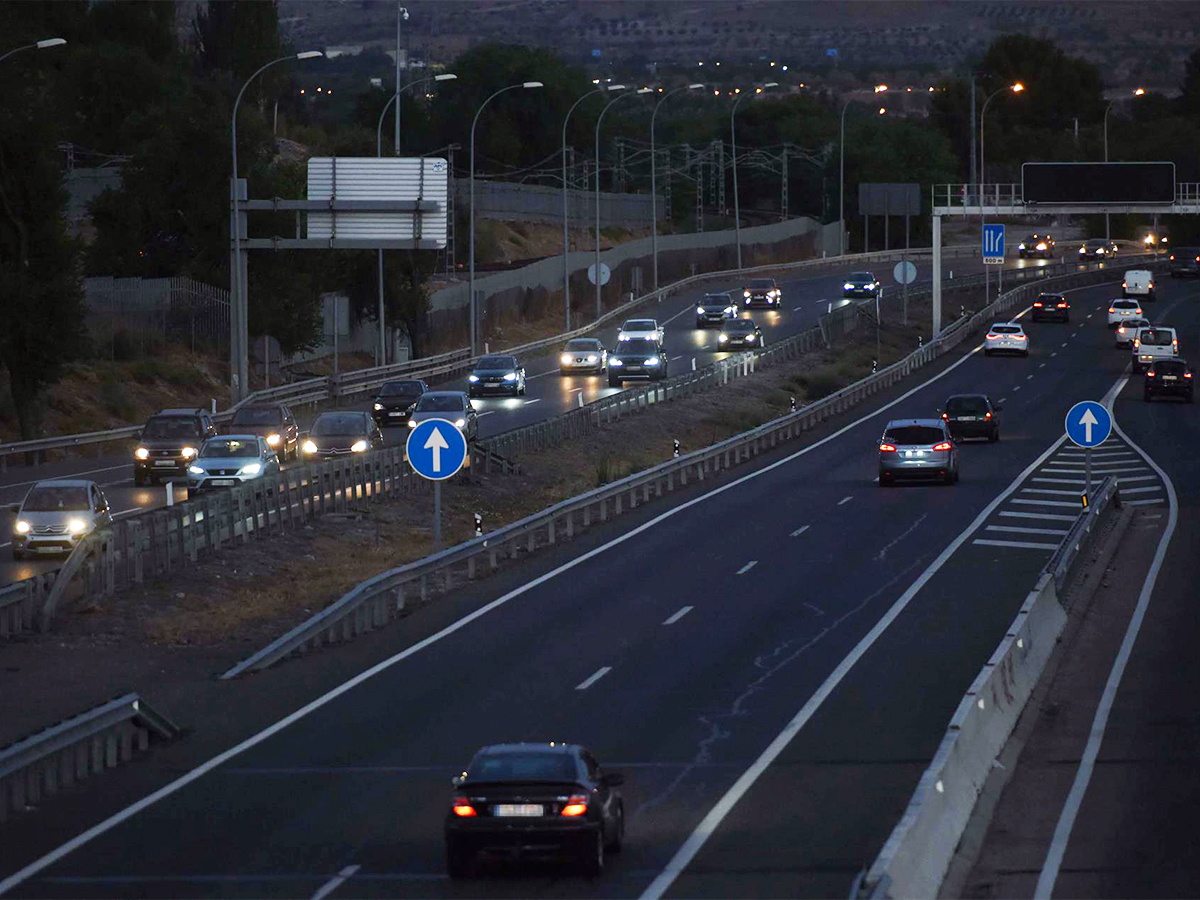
1064, 400, 1113, 497
982, 223, 1005, 308
406, 418, 469, 550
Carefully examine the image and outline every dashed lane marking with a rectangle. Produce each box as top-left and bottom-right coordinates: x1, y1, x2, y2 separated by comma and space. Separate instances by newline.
736, 560, 758, 575
790, 525, 810, 537
311, 866, 360, 900
838, 495, 853, 506
663, 606, 694, 626
575, 666, 612, 691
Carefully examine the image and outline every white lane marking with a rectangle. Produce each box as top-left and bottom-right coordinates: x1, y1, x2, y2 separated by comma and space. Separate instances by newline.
575, 666, 612, 691
1120, 485, 1163, 494
1086, 313, 1093, 319
1031, 477, 1086, 485
790, 525, 810, 537
638, 430, 1074, 900
972, 538, 1059, 550
1061, 342, 1068, 348
999, 397, 1007, 404
985, 525, 1070, 536
837, 495, 853, 506
670, 355, 683, 361
663, 606, 694, 626
1140, 513, 1164, 519
311, 865, 360, 900
1051, 352, 1058, 357
1107, 474, 1157, 483
474, 410, 496, 418
1013, 386, 1022, 391
1020, 488, 1086, 496
803, 603, 825, 617
1126, 498, 1165, 506
736, 560, 758, 575
0, 463, 130, 493
1039, 363, 1046, 368
1035, 403, 1178, 899
523, 399, 541, 405
0, 302, 1036, 897
793, 306, 805, 312
1026, 374, 1034, 380
570, 388, 584, 394
1011, 498, 1084, 508
998, 511, 1078, 522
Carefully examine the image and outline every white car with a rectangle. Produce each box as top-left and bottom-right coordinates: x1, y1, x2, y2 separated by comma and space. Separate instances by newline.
1131, 326, 1179, 373
617, 318, 664, 344
1122, 269, 1155, 302
984, 322, 1029, 357
1106, 299, 1143, 328
1115, 317, 1150, 348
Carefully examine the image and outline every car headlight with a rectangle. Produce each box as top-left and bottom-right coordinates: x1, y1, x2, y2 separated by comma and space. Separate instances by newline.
610, 357, 624, 366
468, 374, 479, 382
454, 418, 466, 428
240, 463, 262, 476
719, 334, 729, 342
586, 355, 597, 363
1018, 243, 1026, 250
1079, 247, 1087, 253
503, 372, 517, 381
135, 447, 149, 460
646, 356, 661, 366
351, 440, 368, 453
844, 282, 854, 290
1036, 243, 1047, 251
696, 306, 705, 314
725, 306, 735, 314
302, 439, 318, 454
15, 520, 30, 534
561, 353, 572, 364
188, 465, 205, 475
67, 518, 87, 535
743, 290, 751, 298
770, 289, 780, 297
266, 433, 281, 445
373, 403, 384, 411
181, 446, 197, 459
618, 331, 629, 341
407, 419, 418, 427
868, 283, 877, 289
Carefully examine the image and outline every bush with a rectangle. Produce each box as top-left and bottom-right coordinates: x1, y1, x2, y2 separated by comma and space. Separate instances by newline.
129, 359, 199, 387
804, 372, 842, 400
99, 375, 135, 420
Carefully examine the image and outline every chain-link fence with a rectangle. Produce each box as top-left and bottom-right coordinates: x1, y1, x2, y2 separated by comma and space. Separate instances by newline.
84, 276, 230, 358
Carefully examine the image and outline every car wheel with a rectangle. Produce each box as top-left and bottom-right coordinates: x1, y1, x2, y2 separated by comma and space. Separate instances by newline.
581, 828, 605, 877
606, 803, 625, 853
445, 839, 472, 879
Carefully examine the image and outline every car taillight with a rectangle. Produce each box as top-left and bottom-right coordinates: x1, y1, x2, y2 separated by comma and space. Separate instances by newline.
1108, 308, 1116, 314
1185, 372, 1194, 379
879, 443, 897, 452
452, 798, 477, 817
932, 441, 953, 451
1172, 339, 1178, 348
941, 412, 948, 419
1122, 281, 1127, 288
561, 795, 589, 817
985, 411, 992, 419
986, 333, 999, 340
1013, 334, 1027, 340
1136, 308, 1143, 314
1118, 327, 1126, 334
1146, 370, 1155, 377
1149, 282, 1153, 289
1033, 302, 1044, 307
1057, 302, 1069, 308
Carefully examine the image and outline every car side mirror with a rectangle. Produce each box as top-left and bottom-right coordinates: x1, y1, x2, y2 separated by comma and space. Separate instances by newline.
602, 773, 624, 787
451, 775, 464, 788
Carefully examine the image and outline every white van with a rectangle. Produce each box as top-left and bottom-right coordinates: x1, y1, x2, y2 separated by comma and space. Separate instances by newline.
1122, 269, 1156, 302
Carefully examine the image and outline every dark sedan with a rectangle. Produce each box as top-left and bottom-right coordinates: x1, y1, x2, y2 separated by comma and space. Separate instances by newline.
444, 743, 624, 878
133, 408, 218, 486
843, 271, 880, 299
300, 411, 383, 459
742, 277, 781, 308
229, 403, 299, 460
1030, 293, 1070, 322
940, 394, 1001, 442
1143, 359, 1194, 403
717, 318, 764, 349
1169, 248, 1200, 279
468, 355, 526, 397
371, 379, 428, 426
608, 338, 667, 385
695, 292, 738, 327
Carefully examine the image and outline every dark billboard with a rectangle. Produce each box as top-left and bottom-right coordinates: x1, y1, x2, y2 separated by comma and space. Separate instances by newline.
1022, 162, 1175, 204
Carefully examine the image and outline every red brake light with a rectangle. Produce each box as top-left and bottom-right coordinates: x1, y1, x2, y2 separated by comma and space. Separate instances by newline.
1146, 369, 1155, 377
1033, 302, 1044, 307
985, 411, 992, 419
1136, 308, 1143, 315
452, 798, 477, 817
1057, 302, 1069, 308
1149, 282, 1153, 288
561, 795, 589, 817
879, 443, 897, 452
941, 412, 948, 419
1122, 281, 1127, 288
986, 333, 999, 340
932, 441, 953, 451
1170, 254, 1176, 260
1185, 372, 1194, 378
1014, 333, 1027, 340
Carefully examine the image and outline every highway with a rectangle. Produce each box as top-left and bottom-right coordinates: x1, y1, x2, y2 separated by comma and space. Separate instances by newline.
0, 250, 1116, 589
3, 274, 1189, 898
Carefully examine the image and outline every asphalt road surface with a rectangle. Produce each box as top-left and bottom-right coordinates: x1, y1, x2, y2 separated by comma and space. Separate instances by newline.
2, 274, 1191, 898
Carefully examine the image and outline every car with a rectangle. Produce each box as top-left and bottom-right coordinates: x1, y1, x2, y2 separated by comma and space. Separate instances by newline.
1168, 247, 1200, 278
695, 292, 738, 328
406, 391, 479, 442
878, 419, 959, 486
1078, 239, 1112, 259
1030, 293, 1070, 322
133, 408, 218, 486
617, 318, 664, 344
371, 379, 428, 426
984, 322, 1029, 356
444, 743, 624, 878
940, 394, 1002, 442
742, 277, 782, 308
9, 480, 113, 560
1122, 269, 1155, 302
187, 435, 280, 492
1130, 326, 1179, 373
608, 338, 667, 385
843, 271, 880, 299
1106, 299, 1143, 328
229, 403, 299, 460
1115, 317, 1151, 348
717, 318, 764, 349
468, 355, 526, 397
301, 411, 384, 459
559, 339, 607, 375
1018, 233, 1055, 259
1143, 358, 1194, 402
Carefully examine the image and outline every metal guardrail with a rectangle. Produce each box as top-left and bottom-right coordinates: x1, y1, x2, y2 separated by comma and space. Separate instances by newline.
0, 692, 178, 823
1047, 473, 1121, 592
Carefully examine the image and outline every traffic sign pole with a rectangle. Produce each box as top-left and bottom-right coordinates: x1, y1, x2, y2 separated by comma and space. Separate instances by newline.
406, 418, 469, 549
434, 482, 442, 549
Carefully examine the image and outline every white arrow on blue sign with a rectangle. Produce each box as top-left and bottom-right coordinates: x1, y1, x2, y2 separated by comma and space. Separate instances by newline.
1064, 401, 1112, 448
406, 418, 468, 480
982, 223, 1005, 264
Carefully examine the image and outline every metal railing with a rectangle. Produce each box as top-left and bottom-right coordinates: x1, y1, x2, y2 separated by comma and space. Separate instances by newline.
934, 182, 1200, 211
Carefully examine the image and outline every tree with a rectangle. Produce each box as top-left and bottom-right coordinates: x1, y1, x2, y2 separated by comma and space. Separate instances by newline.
1181, 47, 1200, 118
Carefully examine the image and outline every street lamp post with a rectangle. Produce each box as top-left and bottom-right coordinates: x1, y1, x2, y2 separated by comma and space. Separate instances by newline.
594, 88, 652, 320
731, 82, 778, 270
840, 85, 890, 257
230, 50, 323, 403
470, 82, 544, 356
562, 84, 624, 332
1103, 88, 1145, 243
374, 73, 457, 365
650, 83, 704, 289
0, 37, 66, 64
979, 81, 1024, 194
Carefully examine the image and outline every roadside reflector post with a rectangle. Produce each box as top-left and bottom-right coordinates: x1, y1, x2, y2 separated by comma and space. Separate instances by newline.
673, 439, 680, 458
691, 358, 696, 371
166, 481, 174, 507
790, 396, 796, 412
577, 392, 584, 408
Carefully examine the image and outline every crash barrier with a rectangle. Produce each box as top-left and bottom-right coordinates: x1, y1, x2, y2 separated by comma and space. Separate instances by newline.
0, 692, 178, 824
220, 263, 1144, 678
0, 442, 508, 639
857, 476, 1121, 899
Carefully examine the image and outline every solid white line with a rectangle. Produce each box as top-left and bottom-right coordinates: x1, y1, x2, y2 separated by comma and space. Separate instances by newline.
837, 495, 853, 506
997, 511, 1078, 522
638, 431, 1072, 900
523, 399, 541, 405
311, 865, 360, 900
475, 411, 496, 418
972, 538, 1060, 550
0, 463, 130, 493
662, 606, 694, 626
793, 306, 805, 312
984, 525, 1069, 536
1011, 498, 1084, 508
0, 306, 1015, 897
575, 666, 612, 691
670, 355, 683, 361
790, 525, 810, 537
736, 560, 758, 575
1035, 401, 1178, 899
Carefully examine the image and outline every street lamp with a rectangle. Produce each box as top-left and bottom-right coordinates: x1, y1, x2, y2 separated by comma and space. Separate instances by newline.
979, 81, 1024, 191
731, 82, 778, 270
230, 50, 323, 402
1103, 87, 1145, 243
595, 88, 653, 319
562, 84, 625, 332
840, 87, 892, 256
650, 83, 704, 290
371, 73, 456, 366
0, 37, 66, 64
469, 81, 544, 356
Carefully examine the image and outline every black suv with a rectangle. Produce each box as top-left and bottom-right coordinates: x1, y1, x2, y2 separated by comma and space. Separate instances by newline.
1143, 359, 1194, 403
133, 408, 217, 485
1169, 248, 1200, 279
940, 394, 1002, 442
371, 379, 428, 426
1030, 293, 1070, 322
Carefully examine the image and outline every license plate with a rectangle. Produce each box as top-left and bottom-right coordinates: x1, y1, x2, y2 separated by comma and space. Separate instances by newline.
211, 479, 236, 486
1163, 375, 1178, 381
905, 450, 926, 458
154, 460, 175, 467
493, 804, 543, 817
388, 411, 402, 416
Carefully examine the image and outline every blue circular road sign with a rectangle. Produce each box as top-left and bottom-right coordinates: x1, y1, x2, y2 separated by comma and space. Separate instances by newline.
405, 418, 468, 481
1064, 401, 1112, 448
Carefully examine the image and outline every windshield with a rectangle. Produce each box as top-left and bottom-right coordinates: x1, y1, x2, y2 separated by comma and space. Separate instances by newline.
1112, 301, 1138, 309
1139, 331, 1174, 346
885, 426, 945, 445
200, 438, 259, 458
379, 381, 423, 397
616, 339, 659, 355
624, 320, 655, 330
142, 417, 200, 439
1154, 360, 1185, 373
1123, 319, 1150, 330
1037, 295, 1064, 303
467, 752, 577, 783
703, 293, 730, 302
849, 272, 874, 282
992, 325, 1022, 334
23, 486, 90, 512
476, 356, 516, 369
947, 397, 989, 415
565, 340, 598, 351
231, 407, 281, 426
747, 279, 775, 289
312, 414, 367, 436
723, 321, 754, 333
415, 394, 464, 413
